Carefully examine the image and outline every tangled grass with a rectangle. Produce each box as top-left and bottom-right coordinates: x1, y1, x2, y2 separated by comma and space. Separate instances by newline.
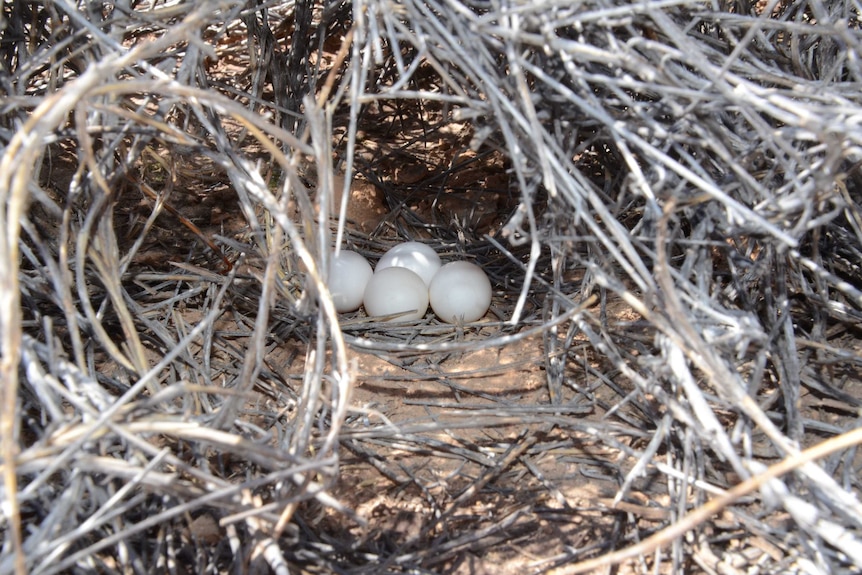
2, 0, 862, 573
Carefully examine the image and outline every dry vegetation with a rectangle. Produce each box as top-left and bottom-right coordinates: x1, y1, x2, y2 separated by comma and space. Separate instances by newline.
3, 0, 862, 573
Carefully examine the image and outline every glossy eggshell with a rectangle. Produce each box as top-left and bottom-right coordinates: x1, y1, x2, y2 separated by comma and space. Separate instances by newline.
328, 250, 373, 312
429, 261, 492, 323
363, 267, 429, 321
375, 241, 441, 287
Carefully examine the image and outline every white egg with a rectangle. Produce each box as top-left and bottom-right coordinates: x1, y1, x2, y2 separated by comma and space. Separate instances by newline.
375, 241, 441, 287
328, 250, 373, 312
429, 261, 492, 323
363, 267, 429, 321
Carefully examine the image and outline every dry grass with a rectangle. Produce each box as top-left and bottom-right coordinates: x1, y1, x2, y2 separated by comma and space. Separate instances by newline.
3, 0, 862, 573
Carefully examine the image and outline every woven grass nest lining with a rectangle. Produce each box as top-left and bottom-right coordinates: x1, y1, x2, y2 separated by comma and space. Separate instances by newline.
3, 0, 862, 573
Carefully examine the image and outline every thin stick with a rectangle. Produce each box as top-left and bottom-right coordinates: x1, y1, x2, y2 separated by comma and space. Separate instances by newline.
559, 426, 862, 574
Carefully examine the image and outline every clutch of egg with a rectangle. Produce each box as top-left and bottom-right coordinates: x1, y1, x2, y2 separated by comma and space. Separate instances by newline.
328, 243, 492, 323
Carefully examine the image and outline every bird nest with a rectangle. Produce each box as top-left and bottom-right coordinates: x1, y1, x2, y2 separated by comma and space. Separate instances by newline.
3, 0, 862, 573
